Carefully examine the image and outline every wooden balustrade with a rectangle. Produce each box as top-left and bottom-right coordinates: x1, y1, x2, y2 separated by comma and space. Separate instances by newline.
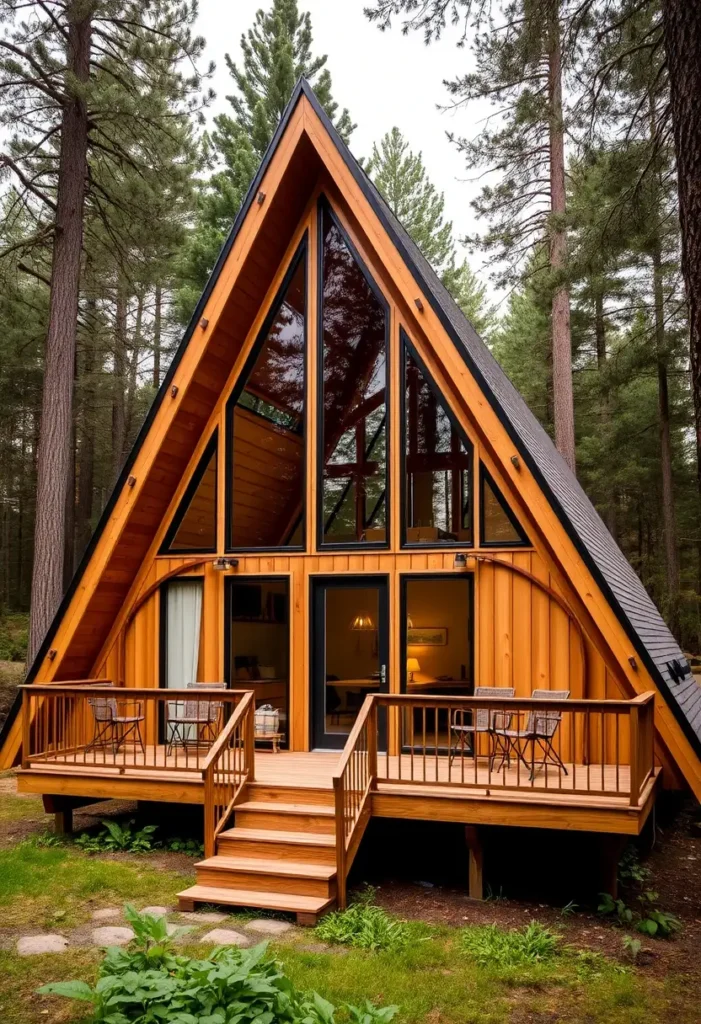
20, 684, 247, 774
202, 691, 255, 858
332, 695, 377, 909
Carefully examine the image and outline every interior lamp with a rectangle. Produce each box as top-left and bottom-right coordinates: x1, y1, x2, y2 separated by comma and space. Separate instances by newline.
350, 612, 375, 631
406, 657, 421, 682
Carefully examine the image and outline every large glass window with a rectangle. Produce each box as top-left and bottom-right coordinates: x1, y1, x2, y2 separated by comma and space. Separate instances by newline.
480, 465, 528, 546
227, 245, 306, 549
162, 435, 217, 553
227, 578, 290, 747
319, 203, 388, 545
403, 333, 472, 545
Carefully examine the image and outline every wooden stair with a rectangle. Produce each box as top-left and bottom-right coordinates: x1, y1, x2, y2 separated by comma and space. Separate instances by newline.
178, 783, 338, 925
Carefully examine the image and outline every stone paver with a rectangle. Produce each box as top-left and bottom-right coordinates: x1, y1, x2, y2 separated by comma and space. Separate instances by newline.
246, 918, 293, 935
201, 928, 250, 946
91, 926, 135, 947
141, 905, 170, 917
17, 934, 69, 955
179, 911, 228, 924
91, 907, 121, 922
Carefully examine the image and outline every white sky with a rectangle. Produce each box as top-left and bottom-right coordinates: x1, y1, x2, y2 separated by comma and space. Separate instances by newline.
196, 0, 495, 291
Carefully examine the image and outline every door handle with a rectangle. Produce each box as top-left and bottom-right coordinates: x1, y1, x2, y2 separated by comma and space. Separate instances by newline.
380, 664, 387, 686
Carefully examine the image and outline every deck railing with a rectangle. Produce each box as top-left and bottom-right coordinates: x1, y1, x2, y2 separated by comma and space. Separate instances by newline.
373, 693, 656, 806
332, 695, 378, 909
20, 684, 247, 774
202, 690, 255, 858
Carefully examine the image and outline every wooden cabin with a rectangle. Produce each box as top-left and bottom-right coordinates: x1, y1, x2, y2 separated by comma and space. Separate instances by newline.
3, 79, 701, 925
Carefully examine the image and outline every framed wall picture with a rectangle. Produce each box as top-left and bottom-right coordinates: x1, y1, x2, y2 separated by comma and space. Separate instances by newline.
407, 626, 448, 647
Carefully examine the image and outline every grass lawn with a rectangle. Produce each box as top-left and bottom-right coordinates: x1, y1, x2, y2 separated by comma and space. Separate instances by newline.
0, 780, 698, 1023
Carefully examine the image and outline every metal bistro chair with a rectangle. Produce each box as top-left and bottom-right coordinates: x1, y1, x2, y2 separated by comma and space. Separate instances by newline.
165, 681, 227, 754
492, 689, 571, 779
87, 696, 145, 755
449, 686, 515, 766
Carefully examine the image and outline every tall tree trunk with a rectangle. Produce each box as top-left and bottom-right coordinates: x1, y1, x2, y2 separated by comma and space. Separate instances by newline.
62, 393, 76, 592
546, 0, 576, 474
75, 298, 97, 563
153, 283, 162, 388
125, 289, 143, 443
652, 245, 681, 636
661, 0, 701, 598
594, 289, 616, 537
111, 284, 127, 486
28, 4, 92, 665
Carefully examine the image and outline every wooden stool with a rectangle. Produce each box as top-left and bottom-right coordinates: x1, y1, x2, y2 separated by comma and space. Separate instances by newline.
255, 732, 283, 752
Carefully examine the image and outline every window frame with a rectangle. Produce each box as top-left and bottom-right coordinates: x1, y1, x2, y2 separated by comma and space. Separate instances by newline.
479, 463, 530, 548
316, 196, 391, 551
400, 328, 475, 549
225, 235, 308, 554
159, 431, 218, 555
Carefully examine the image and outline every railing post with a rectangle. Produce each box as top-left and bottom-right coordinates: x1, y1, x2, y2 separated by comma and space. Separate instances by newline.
203, 765, 215, 858
245, 695, 255, 782
368, 697, 378, 784
333, 775, 347, 909
21, 688, 30, 769
629, 703, 640, 807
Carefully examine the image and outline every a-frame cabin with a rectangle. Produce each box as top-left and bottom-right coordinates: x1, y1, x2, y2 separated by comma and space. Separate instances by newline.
4, 80, 701, 924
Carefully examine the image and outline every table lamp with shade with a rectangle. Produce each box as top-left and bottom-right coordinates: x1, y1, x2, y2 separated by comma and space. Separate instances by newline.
406, 657, 421, 682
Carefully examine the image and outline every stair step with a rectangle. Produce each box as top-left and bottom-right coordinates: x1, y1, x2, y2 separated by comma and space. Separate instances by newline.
248, 784, 335, 807
234, 801, 336, 834
217, 826, 336, 864
195, 855, 336, 898
177, 884, 335, 925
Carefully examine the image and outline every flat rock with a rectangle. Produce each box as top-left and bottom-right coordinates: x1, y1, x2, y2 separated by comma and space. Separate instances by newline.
179, 911, 228, 924
17, 934, 69, 955
91, 907, 121, 922
246, 918, 293, 935
91, 926, 134, 946
200, 928, 250, 946
141, 906, 170, 917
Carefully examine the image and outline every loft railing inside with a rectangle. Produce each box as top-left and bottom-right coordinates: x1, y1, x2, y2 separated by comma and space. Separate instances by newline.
332, 694, 377, 909
20, 684, 249, 774
202, 690, 255, 858
332, 691, 656, 905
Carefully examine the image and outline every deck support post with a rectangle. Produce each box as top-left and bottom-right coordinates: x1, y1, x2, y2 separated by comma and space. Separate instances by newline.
465, 825, 484, 900
599, 834, 627, 899
42, 794, 102, 835
54, 808, 73, 835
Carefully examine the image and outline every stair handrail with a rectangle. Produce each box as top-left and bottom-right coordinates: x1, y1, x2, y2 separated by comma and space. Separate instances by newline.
332, 694, 378, 909
202, 689, 255, 858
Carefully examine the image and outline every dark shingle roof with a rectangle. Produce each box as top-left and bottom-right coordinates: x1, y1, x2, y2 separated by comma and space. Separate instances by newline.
296, 82, 701, 759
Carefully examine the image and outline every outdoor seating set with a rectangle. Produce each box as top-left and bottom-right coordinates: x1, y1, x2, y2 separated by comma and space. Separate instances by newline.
449, 686, 571, 779
86, 682, 226, 756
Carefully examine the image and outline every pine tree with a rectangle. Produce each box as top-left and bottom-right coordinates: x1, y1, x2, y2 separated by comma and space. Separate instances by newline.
177, 0, 353, 319
367, 127, 494, 333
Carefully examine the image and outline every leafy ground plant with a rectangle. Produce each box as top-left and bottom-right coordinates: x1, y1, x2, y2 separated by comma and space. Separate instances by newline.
315, 886, 410, 952
598, 891, 682, 938
75, 819, 158, 853
460, 921, 561, 968
39, 905, 398, 1024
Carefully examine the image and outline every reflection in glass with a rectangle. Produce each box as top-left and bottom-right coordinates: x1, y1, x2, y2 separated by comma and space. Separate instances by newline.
320, 208, 387, 544
481, 469, 526, 545
167, 443, 217, 551
229, 579, 289, 746
404, 342, 472, 544
229, 253, 306, 548
324, 587, 380, 737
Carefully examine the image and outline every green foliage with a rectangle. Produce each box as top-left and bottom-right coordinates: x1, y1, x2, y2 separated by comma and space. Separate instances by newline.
598, 891, 681, 939
163, 836, 205, 857
0, 613, 28, 662
315, 887, 410, 951
38, 905, 397, 1023
598, 893, 634, 926
75, 820, 159, 854
618, 845, 652, 886
560, 900, 578, 918
460, 921, 561, 969
622, 934, 643, 962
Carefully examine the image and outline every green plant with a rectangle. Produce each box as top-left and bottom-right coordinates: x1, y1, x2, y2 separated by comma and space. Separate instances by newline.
622, 934, 642, 962
460, 921, 561, 968
598, 891, 682, 939
636, 907, 681, 938
38, 905, 398, 1023
74, 820, 158, 853
618, 846, 652, 886
561, 900, 578, 917
163, 836, 204, 856
315, 887, 409, 951
598, 893, 634, 926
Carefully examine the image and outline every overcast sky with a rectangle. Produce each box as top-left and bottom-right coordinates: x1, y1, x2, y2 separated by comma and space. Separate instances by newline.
195, 0, 496, 293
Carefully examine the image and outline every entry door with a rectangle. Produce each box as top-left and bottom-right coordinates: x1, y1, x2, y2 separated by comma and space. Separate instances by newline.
311, 577, 389, 750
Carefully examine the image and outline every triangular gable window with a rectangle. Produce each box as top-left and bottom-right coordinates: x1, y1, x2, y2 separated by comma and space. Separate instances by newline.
480, 464, 528, 546
161, 433, 218, 553
319, 201, 388, 546
402, 330, 473, 546
226, 242, 307, 550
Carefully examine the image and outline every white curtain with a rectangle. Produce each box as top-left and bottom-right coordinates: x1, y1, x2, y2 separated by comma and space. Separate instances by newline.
165, 580, 203, 740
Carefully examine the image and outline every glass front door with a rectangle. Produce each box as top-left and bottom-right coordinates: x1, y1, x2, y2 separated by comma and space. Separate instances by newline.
311, 577, 389, 749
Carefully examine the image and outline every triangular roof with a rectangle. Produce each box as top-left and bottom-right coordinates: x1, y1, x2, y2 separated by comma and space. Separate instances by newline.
4, 78, 699, 776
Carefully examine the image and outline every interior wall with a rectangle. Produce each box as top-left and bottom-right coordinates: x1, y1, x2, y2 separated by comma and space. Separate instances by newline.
405, 577, 471, 683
